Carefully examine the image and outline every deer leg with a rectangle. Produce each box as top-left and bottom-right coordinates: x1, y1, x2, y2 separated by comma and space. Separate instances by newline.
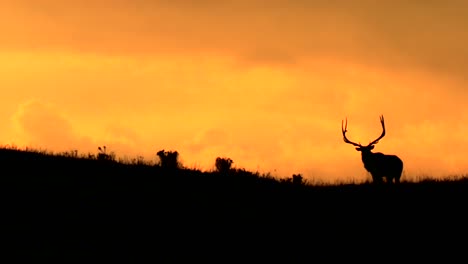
385, 176, 394, 184
371, 174, 383, 184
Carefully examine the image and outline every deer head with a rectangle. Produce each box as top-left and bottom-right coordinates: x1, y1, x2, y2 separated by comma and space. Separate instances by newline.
342, 115, 386, 153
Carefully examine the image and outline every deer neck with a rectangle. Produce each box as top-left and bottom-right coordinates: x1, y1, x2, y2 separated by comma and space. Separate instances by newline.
360, 150, 374, 163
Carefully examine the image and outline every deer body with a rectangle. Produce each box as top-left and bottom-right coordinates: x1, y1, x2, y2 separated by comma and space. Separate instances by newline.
342, 115, 404, 184
360, 150, 403, 184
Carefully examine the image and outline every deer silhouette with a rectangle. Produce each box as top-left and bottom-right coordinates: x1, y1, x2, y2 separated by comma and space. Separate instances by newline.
342, 115, 403, 184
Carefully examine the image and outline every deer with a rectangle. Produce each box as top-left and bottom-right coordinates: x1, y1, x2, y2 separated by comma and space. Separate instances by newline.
342, 115, 403, 184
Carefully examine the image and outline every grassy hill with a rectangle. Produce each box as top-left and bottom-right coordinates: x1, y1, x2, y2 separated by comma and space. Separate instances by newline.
1, 146, 467, 262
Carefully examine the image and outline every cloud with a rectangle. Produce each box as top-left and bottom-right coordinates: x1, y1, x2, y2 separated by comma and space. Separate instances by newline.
2, 1, 468, 77
9, 100, 158, 163
12, 100, 78, 149
10, 99, 143, 158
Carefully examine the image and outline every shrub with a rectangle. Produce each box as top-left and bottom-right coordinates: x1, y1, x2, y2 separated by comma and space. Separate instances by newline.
131, 155, 146, 166
281, 174, 305, 186
292, 174, 304, 185
97, 146, 115, 162
156, 149, 181, 170
215, 157, 233, 174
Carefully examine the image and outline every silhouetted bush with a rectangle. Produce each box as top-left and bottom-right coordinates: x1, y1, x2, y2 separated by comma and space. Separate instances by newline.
61, 150, 79, 158
215, 157, 233, 174
292, 174, 304, 185
131, 155, 146, 166
280, 174, 305, 186
97, 146, 115, 162
156, 149, 181, 170
280, 177, 292, 184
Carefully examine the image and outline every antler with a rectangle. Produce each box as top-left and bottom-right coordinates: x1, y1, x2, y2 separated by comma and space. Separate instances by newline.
367, 115, 386, 146
342, 118, 362, 147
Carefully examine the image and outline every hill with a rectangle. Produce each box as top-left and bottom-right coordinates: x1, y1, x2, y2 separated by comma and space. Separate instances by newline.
1, 147, 467, 262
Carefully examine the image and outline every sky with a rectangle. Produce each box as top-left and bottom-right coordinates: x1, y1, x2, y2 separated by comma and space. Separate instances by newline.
1, 0, 468, 183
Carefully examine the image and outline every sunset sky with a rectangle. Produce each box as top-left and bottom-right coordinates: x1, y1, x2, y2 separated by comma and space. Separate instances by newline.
1, 1, 468, 183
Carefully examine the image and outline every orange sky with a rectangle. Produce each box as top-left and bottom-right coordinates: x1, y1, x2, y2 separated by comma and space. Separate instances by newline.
1, 1, 468, 183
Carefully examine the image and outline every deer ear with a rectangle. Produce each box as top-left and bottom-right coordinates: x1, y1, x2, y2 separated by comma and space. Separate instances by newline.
369, 145, 375, 150
355, 147, 360, 151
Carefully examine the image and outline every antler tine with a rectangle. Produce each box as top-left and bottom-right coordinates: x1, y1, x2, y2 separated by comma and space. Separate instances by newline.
342, 117, 362, 147
368, 115, 386, 146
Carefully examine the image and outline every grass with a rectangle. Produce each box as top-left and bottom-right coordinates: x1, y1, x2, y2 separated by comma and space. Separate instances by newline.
1, 145, 467, 261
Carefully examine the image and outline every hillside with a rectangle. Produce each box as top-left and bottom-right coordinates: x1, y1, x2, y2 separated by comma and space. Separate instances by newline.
1, 147, 467, 262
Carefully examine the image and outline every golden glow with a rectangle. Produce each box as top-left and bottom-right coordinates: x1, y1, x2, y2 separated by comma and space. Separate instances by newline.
1, 1, 468, 183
